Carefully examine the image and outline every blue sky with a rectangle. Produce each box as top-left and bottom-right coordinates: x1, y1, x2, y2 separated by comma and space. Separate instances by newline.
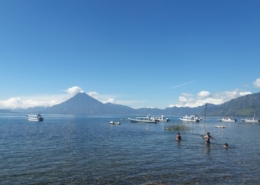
0, 0, 260, 109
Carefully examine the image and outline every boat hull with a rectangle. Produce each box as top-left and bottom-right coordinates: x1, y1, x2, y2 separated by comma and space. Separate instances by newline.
180, 115, 200, 123
241, 119, 260, 123
219, 119, 236, 122
215, 126, 226, 128
180, 118, 199, 122
27, 114, 44, 122
150, 115, 170, 122
128, 118, 157, 123
156, 120, 169, 122
28, 118, 44, 122
110, 121, 121, 125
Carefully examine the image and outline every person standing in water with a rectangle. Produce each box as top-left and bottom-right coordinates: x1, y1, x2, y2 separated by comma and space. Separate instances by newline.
202, 132, 215, 144
176, 132, 181, 141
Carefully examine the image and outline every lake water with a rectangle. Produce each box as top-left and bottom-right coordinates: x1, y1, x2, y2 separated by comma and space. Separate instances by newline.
1, 113, 260, 184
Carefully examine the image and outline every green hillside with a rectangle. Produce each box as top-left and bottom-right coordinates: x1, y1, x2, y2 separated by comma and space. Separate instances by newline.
207, 92, 260, 116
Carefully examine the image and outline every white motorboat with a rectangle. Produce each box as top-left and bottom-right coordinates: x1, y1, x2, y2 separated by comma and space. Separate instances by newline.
215, 125, 226, 128
128, 115, 158, 123
241, 117, 260, 123
110, 121, 121, 125
219, 117, 237, 122
150, 115, 170, 122
180, 115, 200, 122
27, 114, 44, 122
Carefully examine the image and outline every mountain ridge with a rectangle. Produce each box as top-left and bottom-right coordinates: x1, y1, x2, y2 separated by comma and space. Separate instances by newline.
5, 92, 260, 116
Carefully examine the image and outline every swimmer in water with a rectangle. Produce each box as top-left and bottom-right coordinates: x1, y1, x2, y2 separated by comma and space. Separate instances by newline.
223, 143, 228, 148
201, 132, 215, 144
176, 132, 181, 141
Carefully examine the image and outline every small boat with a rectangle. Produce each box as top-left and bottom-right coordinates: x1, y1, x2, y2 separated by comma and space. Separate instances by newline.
150, 115, 170, 122
219, 117, 237, 122
110, 121, 121, 125
241, 117, 260, 123
128, 115, 158, 123
27, 113, 44, 122
180, 115, 200, 122
215, 125, 226, 128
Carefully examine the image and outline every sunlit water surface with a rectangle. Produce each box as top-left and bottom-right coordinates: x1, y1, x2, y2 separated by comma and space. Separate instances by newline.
1, 113, 260, 184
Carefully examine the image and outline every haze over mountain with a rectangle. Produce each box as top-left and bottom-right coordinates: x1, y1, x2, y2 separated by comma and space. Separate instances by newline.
6, 92, 260, 117
0, 109, 13, 113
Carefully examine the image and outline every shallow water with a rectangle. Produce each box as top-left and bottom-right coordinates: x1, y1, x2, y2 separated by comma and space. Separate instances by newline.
0, 113, 260, 184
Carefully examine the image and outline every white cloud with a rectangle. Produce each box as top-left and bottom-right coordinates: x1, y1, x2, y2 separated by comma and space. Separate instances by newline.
0, 86, 85, 109
0, 84, 254, 110
0, 96, 63, 109
103, 98, 116, 104
65, 86, 84, 95
87, 92, 98, 98
253, 78, 260, 88
197, 91, 210, 98
87, 91, 113, 102
0, 87, 125, 109
179, 96, 189, 103
239, 91, 251, 96
182, 93, 193, 97
0, 98, 24, 109
169, 89, 252, 108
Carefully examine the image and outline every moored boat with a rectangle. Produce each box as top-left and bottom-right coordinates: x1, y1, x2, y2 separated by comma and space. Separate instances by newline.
241, 117, 260, 123
128, 115, 158, 123
110, 121, 121, 125
215, 125, 226, 128
180, 115, 200, 122
150, 115, 170, 122
219, 117, 237, 122
27, 114, 44, 122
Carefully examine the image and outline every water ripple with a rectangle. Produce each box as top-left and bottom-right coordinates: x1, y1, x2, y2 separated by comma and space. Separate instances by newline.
0, 115, 260, 184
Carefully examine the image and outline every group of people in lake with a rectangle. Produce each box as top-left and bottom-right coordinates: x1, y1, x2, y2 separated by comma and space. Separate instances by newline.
176, 132, 228, 148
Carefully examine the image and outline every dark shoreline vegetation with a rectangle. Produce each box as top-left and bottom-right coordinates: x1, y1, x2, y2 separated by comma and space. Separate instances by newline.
1, 92, 260, 116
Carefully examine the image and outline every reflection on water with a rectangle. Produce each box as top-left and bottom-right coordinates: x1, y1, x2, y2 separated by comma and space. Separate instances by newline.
176, 140, 181, 148
205, 143, 211, 155
0, 114, 260, 184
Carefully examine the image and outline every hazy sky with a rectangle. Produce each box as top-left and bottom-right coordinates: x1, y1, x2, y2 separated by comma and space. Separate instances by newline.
1, 0, 260, 109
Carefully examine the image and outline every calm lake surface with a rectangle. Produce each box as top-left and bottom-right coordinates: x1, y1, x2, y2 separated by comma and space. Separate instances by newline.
1, 113, 260, 185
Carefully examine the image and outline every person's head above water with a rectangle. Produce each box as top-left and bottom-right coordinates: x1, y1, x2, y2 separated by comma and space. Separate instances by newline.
207, 132, 210, 135
223, 143, 228, 148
